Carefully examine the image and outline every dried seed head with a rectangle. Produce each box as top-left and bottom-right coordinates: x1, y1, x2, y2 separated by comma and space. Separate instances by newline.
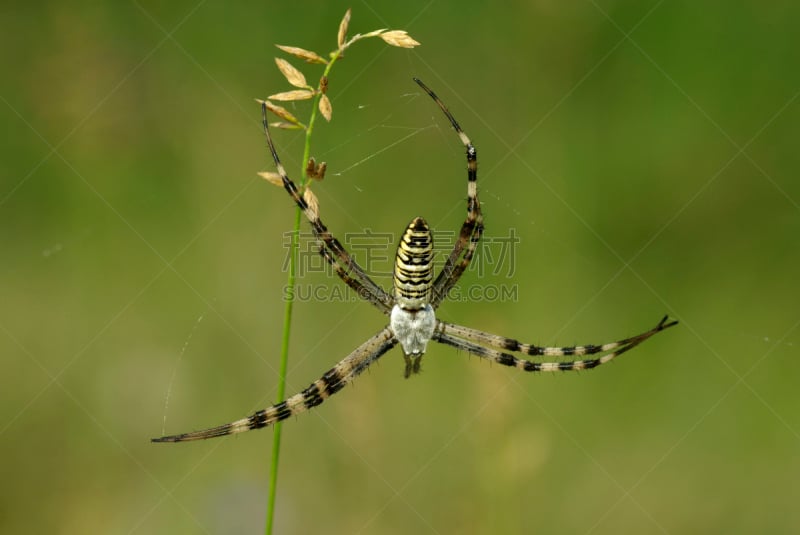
305, 157, 317, 178
303, 187, 320, 219
271, 121, 304, 130
305, 157, 327, 180
275, 44, 327, 65
274, 58, 308, 89
379, 30, 420, 49
258, 171, 284, 188
319, 94, 332, 122
337, 8, 352, 49
268, 89, 315, 101
257, 99, 301, 125
314, 161, 327, 180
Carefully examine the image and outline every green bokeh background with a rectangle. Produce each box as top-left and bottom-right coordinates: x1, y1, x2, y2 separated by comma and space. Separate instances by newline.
2, 2, 798, 534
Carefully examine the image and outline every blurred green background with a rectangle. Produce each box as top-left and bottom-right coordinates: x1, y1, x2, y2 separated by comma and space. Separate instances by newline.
2, 1, 798, 533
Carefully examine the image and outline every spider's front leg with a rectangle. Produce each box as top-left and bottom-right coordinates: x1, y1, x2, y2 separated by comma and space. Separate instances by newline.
433, 316, 678, 372
260, 102, 393, 313
318, 245, 392, 315
413, 78, 484, 309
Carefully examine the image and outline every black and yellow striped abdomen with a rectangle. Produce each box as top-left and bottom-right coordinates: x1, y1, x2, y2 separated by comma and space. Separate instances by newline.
393, 217, 434, 310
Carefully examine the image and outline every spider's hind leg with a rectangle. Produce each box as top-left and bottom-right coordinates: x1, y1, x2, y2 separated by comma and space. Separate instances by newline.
152, 327, 398, 442
433, 316, 678, 372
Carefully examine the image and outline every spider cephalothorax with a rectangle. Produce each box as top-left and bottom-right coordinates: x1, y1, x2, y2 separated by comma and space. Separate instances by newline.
153, 79, 676, 443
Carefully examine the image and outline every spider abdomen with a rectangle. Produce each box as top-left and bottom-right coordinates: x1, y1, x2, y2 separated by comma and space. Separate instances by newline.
393, 217, 434, 310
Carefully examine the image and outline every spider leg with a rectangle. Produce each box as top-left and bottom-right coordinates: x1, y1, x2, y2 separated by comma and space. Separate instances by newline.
152, 327, 397, 442
431, 221, 484, 307
433, 316, 677, 371
261, 102, 393, 312
413, 79, 484, 309
437, 316, 677, 357
319, 245, 392, 315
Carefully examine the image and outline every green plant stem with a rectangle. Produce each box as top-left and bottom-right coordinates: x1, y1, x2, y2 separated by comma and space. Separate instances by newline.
265, 50, 343, 535
265, 205, 300, 535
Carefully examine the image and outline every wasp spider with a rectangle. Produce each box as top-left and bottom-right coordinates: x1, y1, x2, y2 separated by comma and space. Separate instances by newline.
153, 78, 677, 443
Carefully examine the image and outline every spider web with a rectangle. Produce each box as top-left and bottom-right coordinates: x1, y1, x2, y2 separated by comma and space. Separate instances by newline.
274, 89, 595, 297
160, 312, 206, 436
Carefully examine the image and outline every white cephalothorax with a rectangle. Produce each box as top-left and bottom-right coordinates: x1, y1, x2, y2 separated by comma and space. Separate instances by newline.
390, 304, 436, 356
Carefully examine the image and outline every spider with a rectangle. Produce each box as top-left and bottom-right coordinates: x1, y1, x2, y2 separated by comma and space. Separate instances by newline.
153, 78, 677, 443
